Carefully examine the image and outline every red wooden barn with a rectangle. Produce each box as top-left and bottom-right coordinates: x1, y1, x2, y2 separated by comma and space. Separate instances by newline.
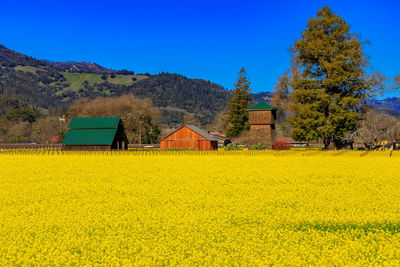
160, 125, 218, 150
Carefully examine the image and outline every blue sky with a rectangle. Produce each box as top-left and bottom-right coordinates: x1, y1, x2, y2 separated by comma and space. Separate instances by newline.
0, 0, 399, 97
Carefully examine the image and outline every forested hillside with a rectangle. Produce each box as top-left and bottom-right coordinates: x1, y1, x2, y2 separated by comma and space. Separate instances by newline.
0, 44, 232, 126
129, 74, 229, 125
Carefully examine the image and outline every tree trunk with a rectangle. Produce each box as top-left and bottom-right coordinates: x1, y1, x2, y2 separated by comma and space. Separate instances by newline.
364, 143, 371, 150
323, 137, 331, 150
139, 126, 142, 145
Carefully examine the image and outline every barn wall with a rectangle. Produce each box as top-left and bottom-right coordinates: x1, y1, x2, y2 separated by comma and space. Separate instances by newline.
210, 141, 218, 150
249, 110, 276, 125
164, 127, 207, 141
111, 122, 129, 150
160, 140, 215, 150
161, 126, 219, 150
63, 145, 111, 151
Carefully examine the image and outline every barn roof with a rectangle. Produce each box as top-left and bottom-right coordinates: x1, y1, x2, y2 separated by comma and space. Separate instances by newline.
248, 102, 277, 110
185, 125, 218, 141
62, 117, 121, 145
163, 125, 218, 141
68, 117, 120, 129
62, 129, 117, 145
208, 131, 228, 141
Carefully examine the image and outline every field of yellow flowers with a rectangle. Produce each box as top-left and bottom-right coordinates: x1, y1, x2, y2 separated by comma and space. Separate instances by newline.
1, 150, 400, 265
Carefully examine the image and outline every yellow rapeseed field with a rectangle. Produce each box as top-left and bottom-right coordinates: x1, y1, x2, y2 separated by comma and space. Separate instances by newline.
1, 150, 400, 265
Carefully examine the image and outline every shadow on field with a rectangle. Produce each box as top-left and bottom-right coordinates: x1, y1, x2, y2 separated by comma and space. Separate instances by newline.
294, 222, 400, 235
360, 151, 371, 157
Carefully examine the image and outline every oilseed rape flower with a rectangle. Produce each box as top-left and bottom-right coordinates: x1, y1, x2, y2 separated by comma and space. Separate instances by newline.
0, 150, 400, 265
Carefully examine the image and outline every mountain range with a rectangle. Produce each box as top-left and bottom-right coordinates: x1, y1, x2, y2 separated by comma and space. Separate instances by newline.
366, 98, 400, 117
0, 44, 399, 126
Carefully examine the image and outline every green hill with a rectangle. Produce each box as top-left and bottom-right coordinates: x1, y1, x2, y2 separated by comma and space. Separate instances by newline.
54, 73, 148, 94
0, 44, 230, 126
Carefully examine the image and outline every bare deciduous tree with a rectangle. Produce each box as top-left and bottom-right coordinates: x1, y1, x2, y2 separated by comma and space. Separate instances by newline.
183, 113, 199, 126
270, 71, 293, 118
67, 94, 161, 144
207, 111, 230, 133
345, 109, 400, 150
31, 116, 65, 143
7, 121, 31, 143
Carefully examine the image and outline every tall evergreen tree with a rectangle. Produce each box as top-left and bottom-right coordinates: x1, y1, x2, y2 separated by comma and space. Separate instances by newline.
289, 6, 385, 149
226, 68, 252, 137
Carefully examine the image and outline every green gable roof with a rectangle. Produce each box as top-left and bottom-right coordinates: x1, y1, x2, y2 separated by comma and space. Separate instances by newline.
62, 129, 117, 145
68, 117, 120, 129
62, 117, 122, 146
247, 102, 277, 110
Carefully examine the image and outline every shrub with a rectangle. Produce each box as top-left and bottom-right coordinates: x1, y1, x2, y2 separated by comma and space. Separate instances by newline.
224, 143, 242, 151
273, 141, 291, 150
165, 147, 199, 151
251, 142, 266, 150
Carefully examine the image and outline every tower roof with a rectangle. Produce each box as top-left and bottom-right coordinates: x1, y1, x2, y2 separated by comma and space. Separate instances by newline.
247, 102, 277, 110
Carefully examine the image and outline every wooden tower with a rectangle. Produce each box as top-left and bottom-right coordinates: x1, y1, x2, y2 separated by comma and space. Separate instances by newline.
247, 102, 277, 149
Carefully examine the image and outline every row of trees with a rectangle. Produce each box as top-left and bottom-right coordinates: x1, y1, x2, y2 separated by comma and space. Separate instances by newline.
0, 115, 65, 143
0, 95, 163, 144
67, 95, 161, 144
223, 6, 400, 150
